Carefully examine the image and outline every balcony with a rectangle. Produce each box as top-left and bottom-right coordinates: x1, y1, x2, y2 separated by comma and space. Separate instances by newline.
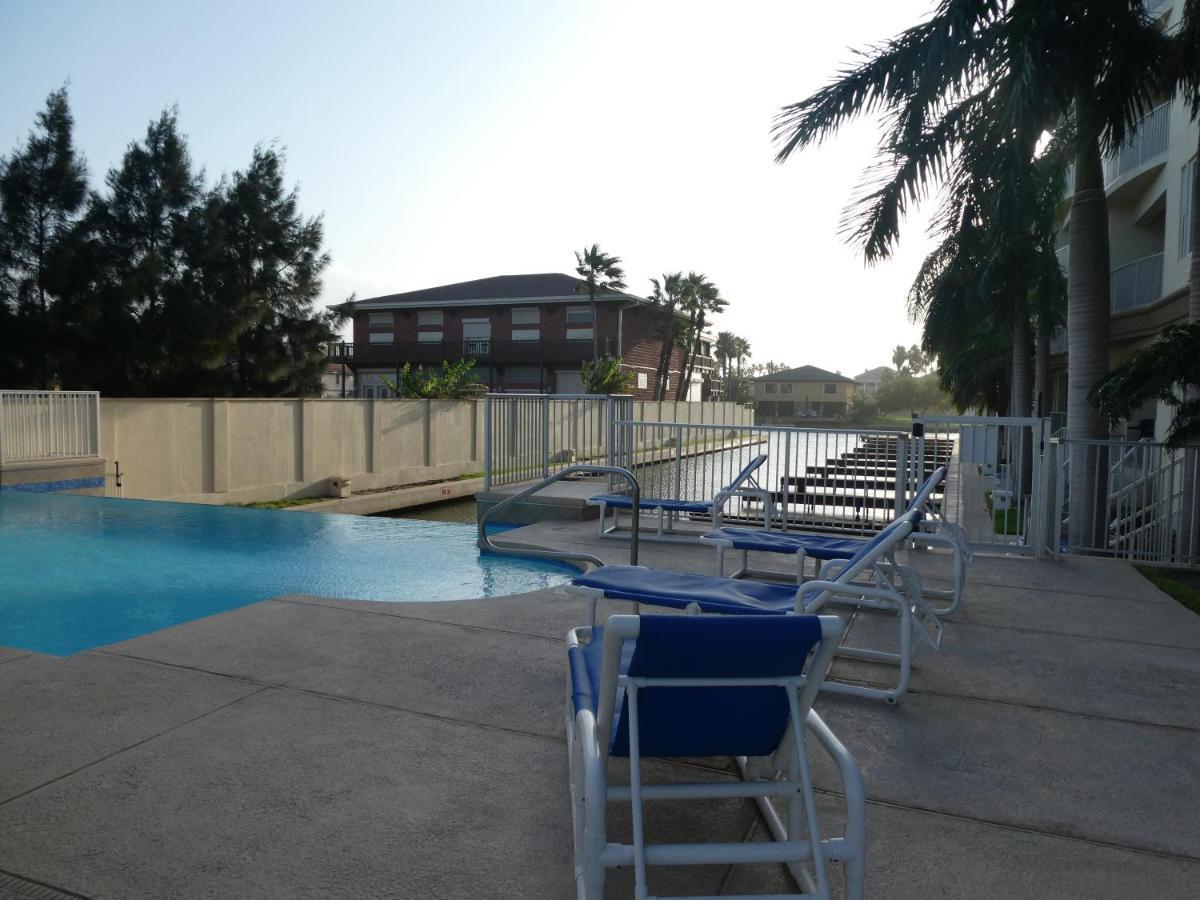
327, 338, 615, 368
1110, 252, 1165, 313
1104, 103, 1170, 188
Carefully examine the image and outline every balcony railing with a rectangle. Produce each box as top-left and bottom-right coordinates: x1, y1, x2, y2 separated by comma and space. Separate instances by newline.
327, 338, 616, 367
1104, 103, 1170, 187
1111, 252, 1165, 313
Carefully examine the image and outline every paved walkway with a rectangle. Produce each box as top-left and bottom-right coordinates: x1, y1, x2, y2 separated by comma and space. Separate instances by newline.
1, 524, 1199, 898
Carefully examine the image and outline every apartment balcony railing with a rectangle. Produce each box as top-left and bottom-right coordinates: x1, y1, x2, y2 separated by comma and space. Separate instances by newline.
327, 338, 616, 368
1104, 103, 1170, 187
1110, 252, 1165, 313
1048, 327, 1068, 355
1143, 0, 1170, 15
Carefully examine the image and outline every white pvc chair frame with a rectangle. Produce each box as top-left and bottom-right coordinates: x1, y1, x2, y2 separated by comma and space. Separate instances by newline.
591, 459, 775, 545
566, 615, 865, 900
576, 514, 940, 705
705, 468, 973, 617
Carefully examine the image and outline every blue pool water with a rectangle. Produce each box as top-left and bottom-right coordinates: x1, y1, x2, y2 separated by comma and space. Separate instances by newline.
0, 492, 576, 656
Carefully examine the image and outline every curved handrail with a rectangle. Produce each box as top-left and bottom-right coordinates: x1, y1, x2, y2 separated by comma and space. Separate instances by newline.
477, 464, 640, 567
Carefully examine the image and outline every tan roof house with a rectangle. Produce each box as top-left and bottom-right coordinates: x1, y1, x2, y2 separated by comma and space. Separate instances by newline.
753, 365, 860, 421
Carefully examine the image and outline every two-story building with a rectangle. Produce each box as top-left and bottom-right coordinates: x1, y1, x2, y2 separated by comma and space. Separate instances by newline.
1049, 0, 1197, 439
330, 273, 715, 400
753, 365, 860, 421
852, 365, 895, 398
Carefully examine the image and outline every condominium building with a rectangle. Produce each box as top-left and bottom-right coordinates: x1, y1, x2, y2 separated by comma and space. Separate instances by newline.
329, 273, 716, 400
1050, 0, 1196, 438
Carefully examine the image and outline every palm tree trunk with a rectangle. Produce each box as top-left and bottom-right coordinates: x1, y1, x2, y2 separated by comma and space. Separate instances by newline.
655, 308, 674, 401
679, 312, 706, 402
589, 286, 599, 363
1066, 132, 1112, 549
1179, 134, 1200, 562
1010, 306, 1032, 419
1034, 315, 1050, 419
675, 312, 698, 401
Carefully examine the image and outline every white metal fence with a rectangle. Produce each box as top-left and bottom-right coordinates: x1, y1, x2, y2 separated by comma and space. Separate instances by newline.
1048, 437, 1200, 565
0, 390, 101, 464
484, 395, 633, 489
608, 420, 937, 535
917, 416, 1048, 554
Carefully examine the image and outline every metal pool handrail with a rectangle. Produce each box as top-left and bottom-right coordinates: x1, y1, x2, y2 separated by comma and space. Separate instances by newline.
477, 464, 640, 568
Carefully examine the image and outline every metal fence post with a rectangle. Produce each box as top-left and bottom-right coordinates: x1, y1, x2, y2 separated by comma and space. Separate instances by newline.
541, 395, 550, 478
483, 395, 493, 491
895, 432, 910, 519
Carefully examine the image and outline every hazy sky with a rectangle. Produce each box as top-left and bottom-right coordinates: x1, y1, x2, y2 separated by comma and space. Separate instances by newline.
1, 0, 939, 376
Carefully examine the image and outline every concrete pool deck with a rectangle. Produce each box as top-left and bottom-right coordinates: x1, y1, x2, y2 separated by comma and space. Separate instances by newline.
2, 523, 1200, 898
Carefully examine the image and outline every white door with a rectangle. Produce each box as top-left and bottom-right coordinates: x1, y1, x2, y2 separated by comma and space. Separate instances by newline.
555, 370, 585, 394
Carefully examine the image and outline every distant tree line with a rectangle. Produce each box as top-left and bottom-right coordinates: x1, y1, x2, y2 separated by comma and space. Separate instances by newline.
0, 88, 347, 396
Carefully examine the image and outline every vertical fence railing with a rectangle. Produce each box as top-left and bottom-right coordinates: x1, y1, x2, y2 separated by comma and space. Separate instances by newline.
0, 390, 101, 464
916, 416, 1046, 554
607, 420, 917, 535
483, 394, 626, 489
1049, 437, 1200, 566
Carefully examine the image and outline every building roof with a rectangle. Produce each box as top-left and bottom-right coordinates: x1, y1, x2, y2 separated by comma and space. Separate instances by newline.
352, 273, 643, 310
753, 365, 857, 384
853, 365, 895, 381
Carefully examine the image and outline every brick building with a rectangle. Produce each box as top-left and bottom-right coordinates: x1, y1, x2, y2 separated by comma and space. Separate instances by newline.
330, 273, 714, 400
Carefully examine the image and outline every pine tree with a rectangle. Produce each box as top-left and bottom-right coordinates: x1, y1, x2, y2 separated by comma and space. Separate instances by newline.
0, 87, 88, 386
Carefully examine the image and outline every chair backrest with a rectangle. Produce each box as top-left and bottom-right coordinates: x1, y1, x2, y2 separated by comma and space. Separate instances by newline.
608, 614, 833, 758
723, 453, 769, 492
904, 465, 948, 514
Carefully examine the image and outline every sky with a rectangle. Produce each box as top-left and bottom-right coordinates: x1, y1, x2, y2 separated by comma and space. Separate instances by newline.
0, 0, 940, 377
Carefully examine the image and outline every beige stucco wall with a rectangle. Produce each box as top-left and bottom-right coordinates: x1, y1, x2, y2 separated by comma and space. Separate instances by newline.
96, 397, 750, 504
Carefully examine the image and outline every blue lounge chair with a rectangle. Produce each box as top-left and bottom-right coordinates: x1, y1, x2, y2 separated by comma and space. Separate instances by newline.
573, 511, 942, 704
704, 465, 972, 615
567, 613, 865, 899
588, 453, 772, 542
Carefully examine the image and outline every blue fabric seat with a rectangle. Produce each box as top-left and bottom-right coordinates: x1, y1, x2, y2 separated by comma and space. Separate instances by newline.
568, 615, 825, 758
573, 565, 804, 614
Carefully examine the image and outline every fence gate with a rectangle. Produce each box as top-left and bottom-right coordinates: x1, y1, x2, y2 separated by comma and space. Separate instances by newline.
917, 415, 1051, 556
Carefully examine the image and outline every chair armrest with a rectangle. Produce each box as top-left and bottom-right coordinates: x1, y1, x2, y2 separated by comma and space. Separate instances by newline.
712, 487, 775, 529
805, 708, 865, 862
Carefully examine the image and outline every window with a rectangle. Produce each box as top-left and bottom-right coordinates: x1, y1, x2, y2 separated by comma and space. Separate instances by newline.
1182, 157, 1197, 259
418, 310, 443, 327
765, 383, 778, 394
511, 307, 540, 325
417, 331, 443, 343
368, 311, 393, 327
511, 329, 540, 341
637, 372, 648, 389
566, 328, 594, 341
368, 332, 393, 344
823, 383, 837, 395
566, 306, 593, 324
505, 366, 541, 383
780, 383, 792, 394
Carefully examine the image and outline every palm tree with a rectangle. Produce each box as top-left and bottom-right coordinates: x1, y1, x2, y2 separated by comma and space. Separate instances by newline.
679, 278, 726, 401
648, 272, 684, 400
732, 336, 752, 402
891, 345, 908, 375
573, 244, 626, 362
715, 330, 737, 395
773, 0, 1168, 545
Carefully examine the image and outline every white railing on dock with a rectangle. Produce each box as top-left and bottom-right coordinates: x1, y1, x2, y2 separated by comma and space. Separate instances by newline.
0, 390, 101, 464
609, 420, 924, 535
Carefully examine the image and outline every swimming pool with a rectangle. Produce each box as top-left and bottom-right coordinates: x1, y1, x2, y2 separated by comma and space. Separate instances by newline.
0, 492, 576, 656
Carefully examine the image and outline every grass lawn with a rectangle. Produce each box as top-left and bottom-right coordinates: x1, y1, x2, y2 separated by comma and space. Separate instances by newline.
236, 497, 328, 510
1135, 566, 1200, 616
